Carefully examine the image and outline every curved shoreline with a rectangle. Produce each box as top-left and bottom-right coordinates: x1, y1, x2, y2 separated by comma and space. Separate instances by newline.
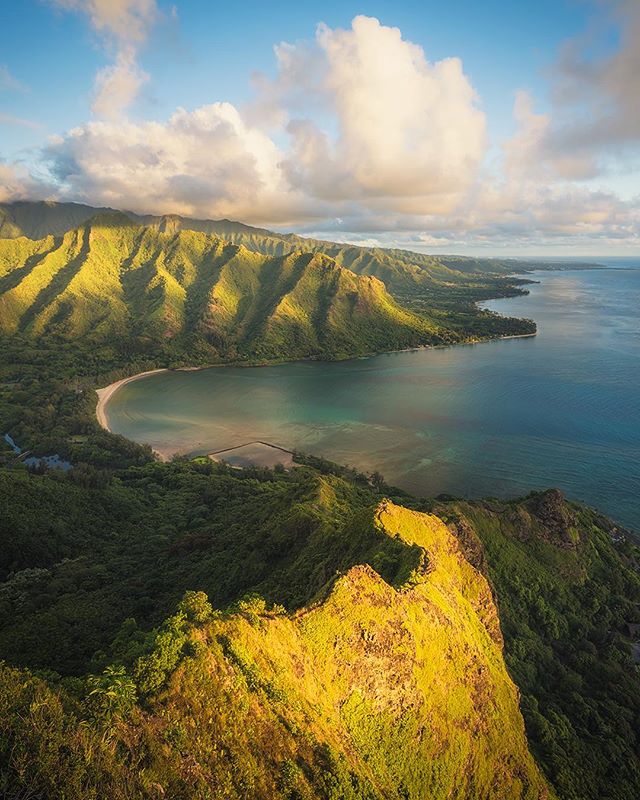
94, 331, 538, 437
95, 368, 169, 432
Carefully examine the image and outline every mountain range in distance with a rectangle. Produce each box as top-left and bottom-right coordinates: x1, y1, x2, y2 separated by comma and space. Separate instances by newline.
0, 201, 546, 365
0, 200, 603, 285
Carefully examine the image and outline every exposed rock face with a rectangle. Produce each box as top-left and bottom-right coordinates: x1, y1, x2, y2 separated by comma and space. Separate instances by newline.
524, 489, 580, 548
130, 502, 550, 799
445, 512, 491, 577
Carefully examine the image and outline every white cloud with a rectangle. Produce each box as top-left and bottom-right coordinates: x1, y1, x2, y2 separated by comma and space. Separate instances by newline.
41, 15, 487, 225
505, 0, 640, 181
553, 0, 640, 155
2, 11, 637, 250
92, 48, 149, 119
502, 91, 550, 181
50, 0, 159, 118
0, 163, 50, 202
51, 0, 158, 45
40, 17, 485, 223
275, 16, 487, 214
43, 103, 312, 223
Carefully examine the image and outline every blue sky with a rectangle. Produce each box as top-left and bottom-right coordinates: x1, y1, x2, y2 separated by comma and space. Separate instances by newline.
0, 1, 589, 150
0, 0, 638, 255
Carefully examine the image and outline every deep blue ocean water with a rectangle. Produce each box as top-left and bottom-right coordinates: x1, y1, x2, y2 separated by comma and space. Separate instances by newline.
106, 264, 640, 530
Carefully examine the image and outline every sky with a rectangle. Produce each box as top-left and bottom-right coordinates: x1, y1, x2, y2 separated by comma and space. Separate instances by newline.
0, 0, 638, 255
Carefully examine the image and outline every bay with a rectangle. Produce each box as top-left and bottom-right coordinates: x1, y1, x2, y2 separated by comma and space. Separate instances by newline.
105, 266, 640, 530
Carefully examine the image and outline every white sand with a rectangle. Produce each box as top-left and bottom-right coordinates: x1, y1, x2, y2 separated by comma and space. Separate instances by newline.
95, 368, 168, 431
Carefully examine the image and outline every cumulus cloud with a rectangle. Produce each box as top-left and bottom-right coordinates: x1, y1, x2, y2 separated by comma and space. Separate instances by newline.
50, 0, 159, 118
467, 181, 639, 244
91, 48, 149, 119
0, 165, 29, 202
274, 16, 486, 214
52, 0, 158, 44
41, 15, 487, 225
502, 91, 551, 181
43, 103, 313, 222
0, 163, 50, 202
3, 11, 637, 249
552, 0, 640, 158
37, 17, 485, 223
248, 38, 328, 129
305, 183, 639, 245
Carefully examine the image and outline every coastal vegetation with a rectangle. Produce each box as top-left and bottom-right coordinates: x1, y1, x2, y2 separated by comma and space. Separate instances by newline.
0, 200, 638, 799
436, 492, 640, 800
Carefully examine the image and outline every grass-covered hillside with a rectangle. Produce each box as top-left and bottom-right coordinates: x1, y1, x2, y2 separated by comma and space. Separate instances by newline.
0, 201, 601, 288
0, 458, 638, 799
0, 312, 638, 799
0, 462, 552, 799
0, 213, 535, 366
1, 200, 636, 799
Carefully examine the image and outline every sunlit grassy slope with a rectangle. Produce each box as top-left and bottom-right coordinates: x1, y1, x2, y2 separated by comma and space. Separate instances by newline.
0, 200, 599, 290
1, 201, 634, 800
0, 470, 553, 799
0, 214, 458, 360
0, 455, 638, 798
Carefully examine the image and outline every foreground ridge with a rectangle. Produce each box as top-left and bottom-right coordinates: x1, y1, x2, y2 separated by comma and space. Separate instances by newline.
0, 457, 638, 798
0, 489, 553, 799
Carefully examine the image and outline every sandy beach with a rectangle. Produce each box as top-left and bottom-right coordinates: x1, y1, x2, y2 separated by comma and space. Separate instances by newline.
95, 368, 169, 432
95, 332, 538, 433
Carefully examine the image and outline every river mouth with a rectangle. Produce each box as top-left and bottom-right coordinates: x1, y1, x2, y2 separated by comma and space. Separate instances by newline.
102, 269, 640, 531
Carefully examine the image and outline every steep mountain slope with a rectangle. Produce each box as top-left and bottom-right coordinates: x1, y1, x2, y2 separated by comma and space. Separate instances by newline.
0, 200, 634, 800
0, 459, 638, 799
0, 201, 599, 289
0, 464, 553, 799
437, 491, 640, 800
0, 214, 450, 361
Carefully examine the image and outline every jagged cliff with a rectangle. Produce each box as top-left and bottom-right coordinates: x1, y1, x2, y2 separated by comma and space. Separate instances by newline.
0, 458, 638, 799
0, 498, 552, 799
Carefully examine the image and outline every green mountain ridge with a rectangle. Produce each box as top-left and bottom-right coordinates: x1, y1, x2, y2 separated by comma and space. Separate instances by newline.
0, 199, 115, 241
0, 458, 638, 799
0, 201, 602, 289
0, 467, 552, 799
1, 201, 638, 800
0, 212, 533, 365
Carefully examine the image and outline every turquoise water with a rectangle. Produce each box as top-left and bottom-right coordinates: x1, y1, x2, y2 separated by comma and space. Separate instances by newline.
105, 267, 640, 530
